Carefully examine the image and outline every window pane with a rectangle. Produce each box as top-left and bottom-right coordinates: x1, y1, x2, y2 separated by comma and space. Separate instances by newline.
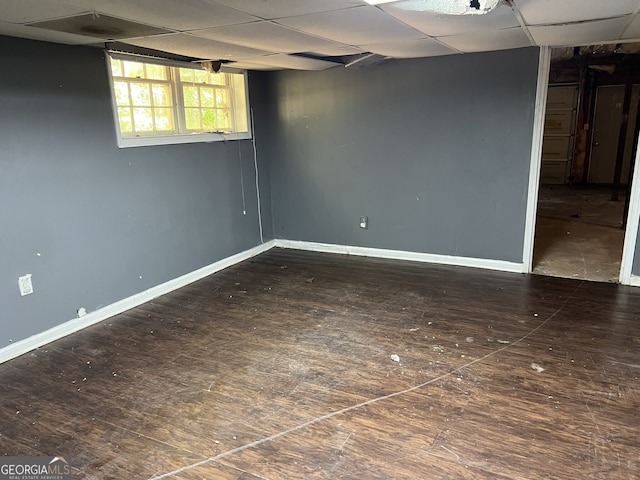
200, 88, 214, 108
114, 81, 130, 106
184, 108, 201, 130
212, 73, 226, 86
152, 85, 172, 107
183, 86, 199, 107
202, 109, 216, 131
216, 110, 231, 130
154, 108, 174, 131
179, 68, 194, 83
215, 89, 228, 108
194, 70, 209, 84
130, 83, 151, 106
117, 107, 133, 133
123, 60, 145, 78
133, 107, 154, 131
110, 58, 123, 77
146, 64, 168, 80
229, 72, 248, 132
109, 56, 249, 142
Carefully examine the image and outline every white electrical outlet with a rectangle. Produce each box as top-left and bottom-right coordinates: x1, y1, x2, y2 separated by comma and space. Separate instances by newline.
18, 274, 33, 296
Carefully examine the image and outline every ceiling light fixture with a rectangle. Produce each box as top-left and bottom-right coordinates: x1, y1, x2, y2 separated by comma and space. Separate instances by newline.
363, 0, 401, 5
386, 0, 500, 15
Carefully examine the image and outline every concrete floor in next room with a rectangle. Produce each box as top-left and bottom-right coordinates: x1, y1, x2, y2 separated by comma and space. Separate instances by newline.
533, 185, 627, 283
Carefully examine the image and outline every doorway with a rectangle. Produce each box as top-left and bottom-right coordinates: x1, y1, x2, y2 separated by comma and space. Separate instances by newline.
533, 185, 626, 282
530, 45, 640, 283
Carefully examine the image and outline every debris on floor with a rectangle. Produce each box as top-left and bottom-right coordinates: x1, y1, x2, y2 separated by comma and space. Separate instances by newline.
432, 345, 445, 353
496, 339, 510, 344
305, 277, 315, 283
390, 354, 400, 363
531, 363, 545, 373
465, 336, 474, 343
409, 328, 419, 332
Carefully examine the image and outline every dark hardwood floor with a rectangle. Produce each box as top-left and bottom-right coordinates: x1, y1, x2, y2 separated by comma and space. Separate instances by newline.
1, 248, 639, 479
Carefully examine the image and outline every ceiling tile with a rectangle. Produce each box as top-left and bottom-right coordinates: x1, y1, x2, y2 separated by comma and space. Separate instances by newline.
225, 60, 283, 71
28, 13, 170, 40
58, 0, 260, 30
276, 5, 423, 45
360, 37, 458, 58
192, 21, 349, 55
622, 14, 640, 39
437, 27, 531, 53
0, 20, 99, 44
0, 0, 87, 24
529, 17, 630, 46
4, 0, 638, 69
210, 0, 364, 20
236, 53, 342, 70
514, 0, 639, 25
302, 44, 365, 57
381, 2, 519, 36
126, 33, 272, 60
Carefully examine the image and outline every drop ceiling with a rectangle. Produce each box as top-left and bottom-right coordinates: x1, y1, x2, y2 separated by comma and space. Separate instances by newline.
1, 0, 640, 70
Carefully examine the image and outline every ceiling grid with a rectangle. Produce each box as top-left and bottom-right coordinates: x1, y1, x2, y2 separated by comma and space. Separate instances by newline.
0, 0, 639, 70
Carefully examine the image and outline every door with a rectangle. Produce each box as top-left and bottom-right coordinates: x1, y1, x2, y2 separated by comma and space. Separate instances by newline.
588, 85, 640, 184
540, 85, 578, 184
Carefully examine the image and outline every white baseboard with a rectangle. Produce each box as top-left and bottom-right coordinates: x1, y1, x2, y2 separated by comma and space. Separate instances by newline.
628, 274, 640, 287
0, 240, 275, 365
274, 239, 526, 273
1, 238, 527, 365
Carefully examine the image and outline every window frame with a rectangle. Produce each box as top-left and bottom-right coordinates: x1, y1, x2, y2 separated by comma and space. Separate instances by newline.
177, 69, 233, 134
106, 52, 252, 148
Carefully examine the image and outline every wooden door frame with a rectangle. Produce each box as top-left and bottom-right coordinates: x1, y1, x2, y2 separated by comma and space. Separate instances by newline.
620, 140, 640, 285
523, 47, 550, 273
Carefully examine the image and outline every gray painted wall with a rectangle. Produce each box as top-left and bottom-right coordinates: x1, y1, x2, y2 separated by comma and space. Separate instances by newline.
265, 48, 540, 263
0, 35, 269, 346
5, 34, 636, 353
247, 71, 274, 242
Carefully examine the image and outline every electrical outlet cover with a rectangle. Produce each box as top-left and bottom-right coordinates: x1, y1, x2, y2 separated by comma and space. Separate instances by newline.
19, 274, 34, 296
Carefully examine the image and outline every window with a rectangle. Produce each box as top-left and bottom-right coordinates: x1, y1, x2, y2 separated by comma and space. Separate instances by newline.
107, 54, 250, 148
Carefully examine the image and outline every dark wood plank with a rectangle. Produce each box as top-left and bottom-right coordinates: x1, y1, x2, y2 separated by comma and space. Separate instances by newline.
1, 248, 639, 479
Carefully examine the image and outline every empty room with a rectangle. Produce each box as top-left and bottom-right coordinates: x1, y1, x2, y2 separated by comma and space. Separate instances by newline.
1, 1, 639, 479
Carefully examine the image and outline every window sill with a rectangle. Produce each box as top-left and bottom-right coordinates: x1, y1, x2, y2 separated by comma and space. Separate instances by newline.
116, 131, 252, 148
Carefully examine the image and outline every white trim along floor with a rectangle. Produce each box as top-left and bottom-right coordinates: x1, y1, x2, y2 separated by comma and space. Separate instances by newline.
6, 234, 640, 365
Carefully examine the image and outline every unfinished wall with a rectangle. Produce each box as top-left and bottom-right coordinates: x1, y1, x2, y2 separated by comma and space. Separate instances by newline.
0, 35, 269, 347
265, 48, 540, 263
